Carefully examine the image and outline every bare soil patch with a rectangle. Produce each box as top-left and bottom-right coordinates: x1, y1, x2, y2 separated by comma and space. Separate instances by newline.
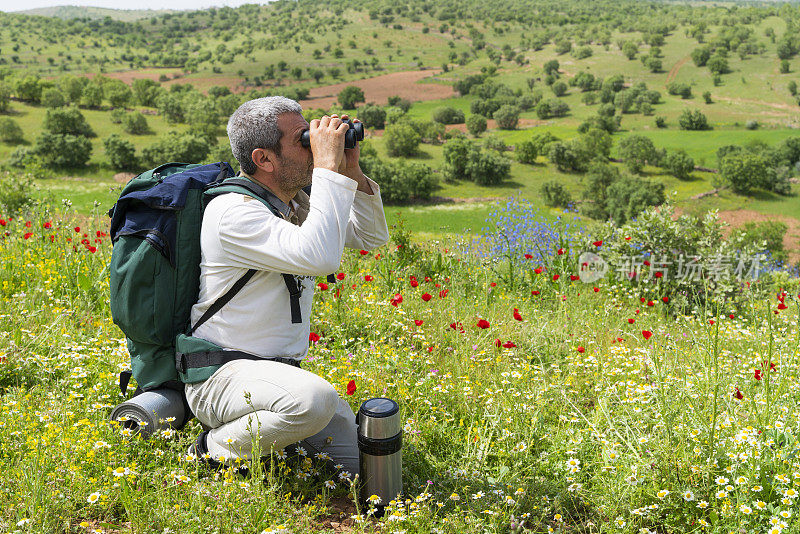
299, 70, 454, 109
113, 172, 136, 184
666, 55, 691, 85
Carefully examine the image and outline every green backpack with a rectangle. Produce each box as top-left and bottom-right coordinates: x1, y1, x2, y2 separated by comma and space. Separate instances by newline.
109, 162, 306, 399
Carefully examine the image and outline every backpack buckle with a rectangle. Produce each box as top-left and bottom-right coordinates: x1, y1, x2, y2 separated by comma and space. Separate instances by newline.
176, 352, 188, 374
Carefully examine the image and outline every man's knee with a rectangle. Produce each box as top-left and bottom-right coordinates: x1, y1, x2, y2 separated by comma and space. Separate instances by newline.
293, 380, 338, 435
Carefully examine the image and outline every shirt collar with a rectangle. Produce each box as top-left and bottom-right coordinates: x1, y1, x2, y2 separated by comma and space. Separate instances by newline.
238, 171, 293, 219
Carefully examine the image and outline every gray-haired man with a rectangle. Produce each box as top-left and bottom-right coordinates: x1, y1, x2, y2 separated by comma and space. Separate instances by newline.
186, 96, 389, 477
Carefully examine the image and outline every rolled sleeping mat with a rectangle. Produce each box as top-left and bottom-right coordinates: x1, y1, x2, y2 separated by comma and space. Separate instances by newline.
110, 388, 186, 438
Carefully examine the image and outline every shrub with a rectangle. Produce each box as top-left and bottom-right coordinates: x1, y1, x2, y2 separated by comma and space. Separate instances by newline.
719, 151, 771, 194
0, 82, 10, 112
618, 135, 658, 174
678, 109, 709, 130
0, 118, 24, 144
141, 131, 211, 168
542, 59, 560, 75
605, 175, 666, 223
41, 88, 66, 108
80, 83, 103, 109
547, 140, 591, 173
387, 96, 412, 112
655, 116, 667, 128
360, 157, 438, 204
745, 120, 759, 130
357, 103, 386, 129
104, 134, 138, 171
432, 106, 465, 125
707, 56, 729, 75
664, 149, 695, 180
32, 133, 93, 168
666, 82, 692, 99
43, 107, 95, 137
551, 81, 567, 97
384, 122, 421, 157
0, 171, 35, 216
645, 57, 662, 73
789, 81, 798, 96
156, 93, 186, 124
110, 109, 126, 124
535, 99, 569, 119
702, 91, 713, 104
540, 180, 572, 208
123, 112, 151, 135
493, 105, 519, 130
483, 135, 507, 153
442, 137, 510, 185
442, 137, 473, 180
516, 139, 539, 164
466, 115, 487, 137
737, 221, 789, 263
337, 86, 365, 109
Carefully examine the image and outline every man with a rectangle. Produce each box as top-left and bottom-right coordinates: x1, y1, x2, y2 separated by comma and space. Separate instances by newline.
186, 96, 389, 478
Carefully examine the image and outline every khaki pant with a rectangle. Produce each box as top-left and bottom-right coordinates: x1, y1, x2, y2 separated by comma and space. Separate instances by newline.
185, 359, 359, 476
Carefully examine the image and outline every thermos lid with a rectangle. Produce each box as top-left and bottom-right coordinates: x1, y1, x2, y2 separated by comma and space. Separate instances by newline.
360, 398, 399, 418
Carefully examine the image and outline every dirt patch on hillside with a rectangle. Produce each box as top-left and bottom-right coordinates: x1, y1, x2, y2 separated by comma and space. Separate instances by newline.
673, 207, 800, 263
113, 172, 136, 184
299, 70, 454, 109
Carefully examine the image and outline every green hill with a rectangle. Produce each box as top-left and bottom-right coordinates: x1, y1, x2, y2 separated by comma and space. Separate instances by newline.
16, 5, 177, 21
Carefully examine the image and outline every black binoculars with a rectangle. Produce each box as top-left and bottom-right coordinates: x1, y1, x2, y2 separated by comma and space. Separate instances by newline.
300, 118, 365, 149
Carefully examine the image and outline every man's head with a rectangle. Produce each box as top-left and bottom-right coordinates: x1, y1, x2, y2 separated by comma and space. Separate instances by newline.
227, 96, 313, 192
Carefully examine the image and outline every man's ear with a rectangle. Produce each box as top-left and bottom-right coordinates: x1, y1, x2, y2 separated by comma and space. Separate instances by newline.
251, 148, 275, 173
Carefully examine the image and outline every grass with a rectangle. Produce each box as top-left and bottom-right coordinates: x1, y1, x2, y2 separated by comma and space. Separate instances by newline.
0, 201, 798, 532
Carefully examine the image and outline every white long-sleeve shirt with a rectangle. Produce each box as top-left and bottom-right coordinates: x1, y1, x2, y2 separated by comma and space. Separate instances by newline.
190, 168, 390, 360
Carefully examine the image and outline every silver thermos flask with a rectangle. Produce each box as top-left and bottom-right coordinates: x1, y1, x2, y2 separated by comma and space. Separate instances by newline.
357, 398, 402, 508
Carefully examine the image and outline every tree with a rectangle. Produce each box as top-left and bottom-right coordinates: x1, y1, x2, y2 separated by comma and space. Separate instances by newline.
666, 82, 692, 99
105, 82, 133, 108
44, 107, 95, 137
123, 112, 151, 135
691, 46, 711, 67
581, 162, 620, 220
780, 60, 790, 74
465, 147, 510, 185
707, 56, 729, 75
104, 134, 138, 171
132, 79, 162, 107
516, 139, 539, 164
156, 93, 185, 124
606, 175, 665, 223
645, 57, 662, 73
622, 41, 638, 60
789, 81, 798, 96
493, 105, 519, 130
702, 91, 713, 104
551, 81, 568, 97
360, 157, 437, 204
618, 134, 658, 174
432, 106, 465, 125
33, 133, 92, 168
541, 180, 572, 208
664, 149, 695, 180
357, 104, 386, 129
81, 83, 103, 109
678, 109, 709, 130
337, 86, 365, 109
41, 88, 66, 108
15, 75, 42, 103
466, 115, 487, 137
384, 122, 421, 157
719, 151, 770, 194
141, 131, 211, 168
0, 118, 24, 144
0, 82, 10, 112
542, 59, 560, 75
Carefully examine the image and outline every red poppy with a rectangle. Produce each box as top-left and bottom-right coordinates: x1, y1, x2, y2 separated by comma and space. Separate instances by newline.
49, 235, 55, 242
317, 282, 329, 291
640, 297, 646, 303
421, 293, 432, 302
364, 275, 373, 282
494, 338, 502, 348
654, 272, 663, 278
390, 294, 403, 307
616, 337, 623, 342
489, 282, 496, 287
557, 248, 564, 255
513, 308, 522, 321
662, 296, 669, 303
728, 314, 735, 319
43, 221, 52, 229
777, 303, 788, 310
346, 380, 356, 395
709, 319, 715, 325
414, 320, 423, 326
624, 236, 631, 240
643, 260, 651, 267
503, 341, 517, 348
734, 388, 743, 400
333, 288, 340, 298
642, 330, 652, 340
534, 267, 543, 274
410, 280, 419, 288
476, 319, 490, 329
439, 289, 448, 299
593, 287, 599, 292
576, 346, 585, 353
424, 276, 432, 282
647, 300, 654, 307
23, 232, 32, 240
593, 240, 602, 247
74, 226, 80, 232
531, 290, 540, 296
754, 369, 762, 381
24, 221, 31, 228
351, 284, 356, 290
524, 254, 533, 259
427, 346, 434, 352
762, 360, 776, 372
450, 322, 464, 332
359, 249, 369, 255
88, 246, 96, 253
628, 318, 635, 324
309, 332, 320, 343
0, 219, 5, 226
570, 275, 579, 281
552, 274, 560, 281
336, 272, 345, 281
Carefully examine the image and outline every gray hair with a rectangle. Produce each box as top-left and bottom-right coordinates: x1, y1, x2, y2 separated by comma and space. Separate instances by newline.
227, 96, 303, 175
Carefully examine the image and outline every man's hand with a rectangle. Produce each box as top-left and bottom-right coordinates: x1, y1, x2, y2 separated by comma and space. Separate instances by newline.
309, 115, 348, 172
337, 115, 373, 194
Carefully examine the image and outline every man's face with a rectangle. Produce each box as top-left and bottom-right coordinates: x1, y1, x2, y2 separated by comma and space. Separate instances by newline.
274, 112, 313, 191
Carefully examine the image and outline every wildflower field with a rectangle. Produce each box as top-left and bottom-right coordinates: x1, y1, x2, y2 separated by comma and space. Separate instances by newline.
0, 200, 799, 534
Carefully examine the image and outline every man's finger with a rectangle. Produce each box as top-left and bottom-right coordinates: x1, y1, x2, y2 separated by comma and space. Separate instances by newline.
319, 115, 331, 128
329, 117, 343, 129
309, 119, 320, 129
335, 122, 349, 133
